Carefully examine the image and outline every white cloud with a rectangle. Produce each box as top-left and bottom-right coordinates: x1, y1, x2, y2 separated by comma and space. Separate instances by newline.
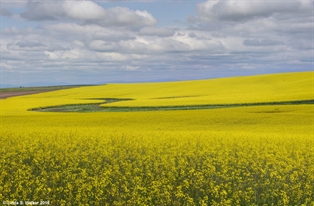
63, 1, 105, 20
42, 23, 100, 36
7, 40, 47, 51
61, 50, 80, 60
1, 0, 312, 86
21, 2, 157, 28
45, 51, 59, 60
101, 8, 156, 28
195, 0, 310, 22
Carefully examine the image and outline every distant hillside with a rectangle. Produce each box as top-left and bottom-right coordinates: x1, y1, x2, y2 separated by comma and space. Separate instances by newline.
16, 71, 313, 108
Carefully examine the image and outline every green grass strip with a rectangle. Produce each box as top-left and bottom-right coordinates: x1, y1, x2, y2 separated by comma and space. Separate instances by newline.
30, 99, 314, 113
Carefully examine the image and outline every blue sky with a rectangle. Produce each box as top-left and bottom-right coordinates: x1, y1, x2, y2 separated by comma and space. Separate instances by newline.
0, 0, 313, 87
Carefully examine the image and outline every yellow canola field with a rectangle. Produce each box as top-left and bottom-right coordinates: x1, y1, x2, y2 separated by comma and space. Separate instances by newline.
1, 71, 312, 113
97, 71, 314, 107
0, 71, 314, 205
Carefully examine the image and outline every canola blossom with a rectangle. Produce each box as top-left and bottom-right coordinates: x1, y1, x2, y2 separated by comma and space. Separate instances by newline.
0, 72, 313, 205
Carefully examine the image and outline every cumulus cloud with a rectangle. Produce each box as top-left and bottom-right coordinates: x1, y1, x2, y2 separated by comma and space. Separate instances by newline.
103, 8, 156, 28
15, 40, 46, 48
243, 39, 285, 47
39, 23, 137, 45
195, 0, 311, 22
21, 1, 156, 28
190, 0, 312, 52
7, 40, 47, 51
21, 1, 109, 21
88, 38, 191, 54
1, 0, 312, 86
139, 27, 175, 37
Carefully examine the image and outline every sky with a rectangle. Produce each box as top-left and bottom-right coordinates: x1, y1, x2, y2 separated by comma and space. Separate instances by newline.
0, 0, 313, 87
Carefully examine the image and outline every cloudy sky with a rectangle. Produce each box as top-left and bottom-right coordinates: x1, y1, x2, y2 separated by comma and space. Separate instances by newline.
0, 0, 313, 87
